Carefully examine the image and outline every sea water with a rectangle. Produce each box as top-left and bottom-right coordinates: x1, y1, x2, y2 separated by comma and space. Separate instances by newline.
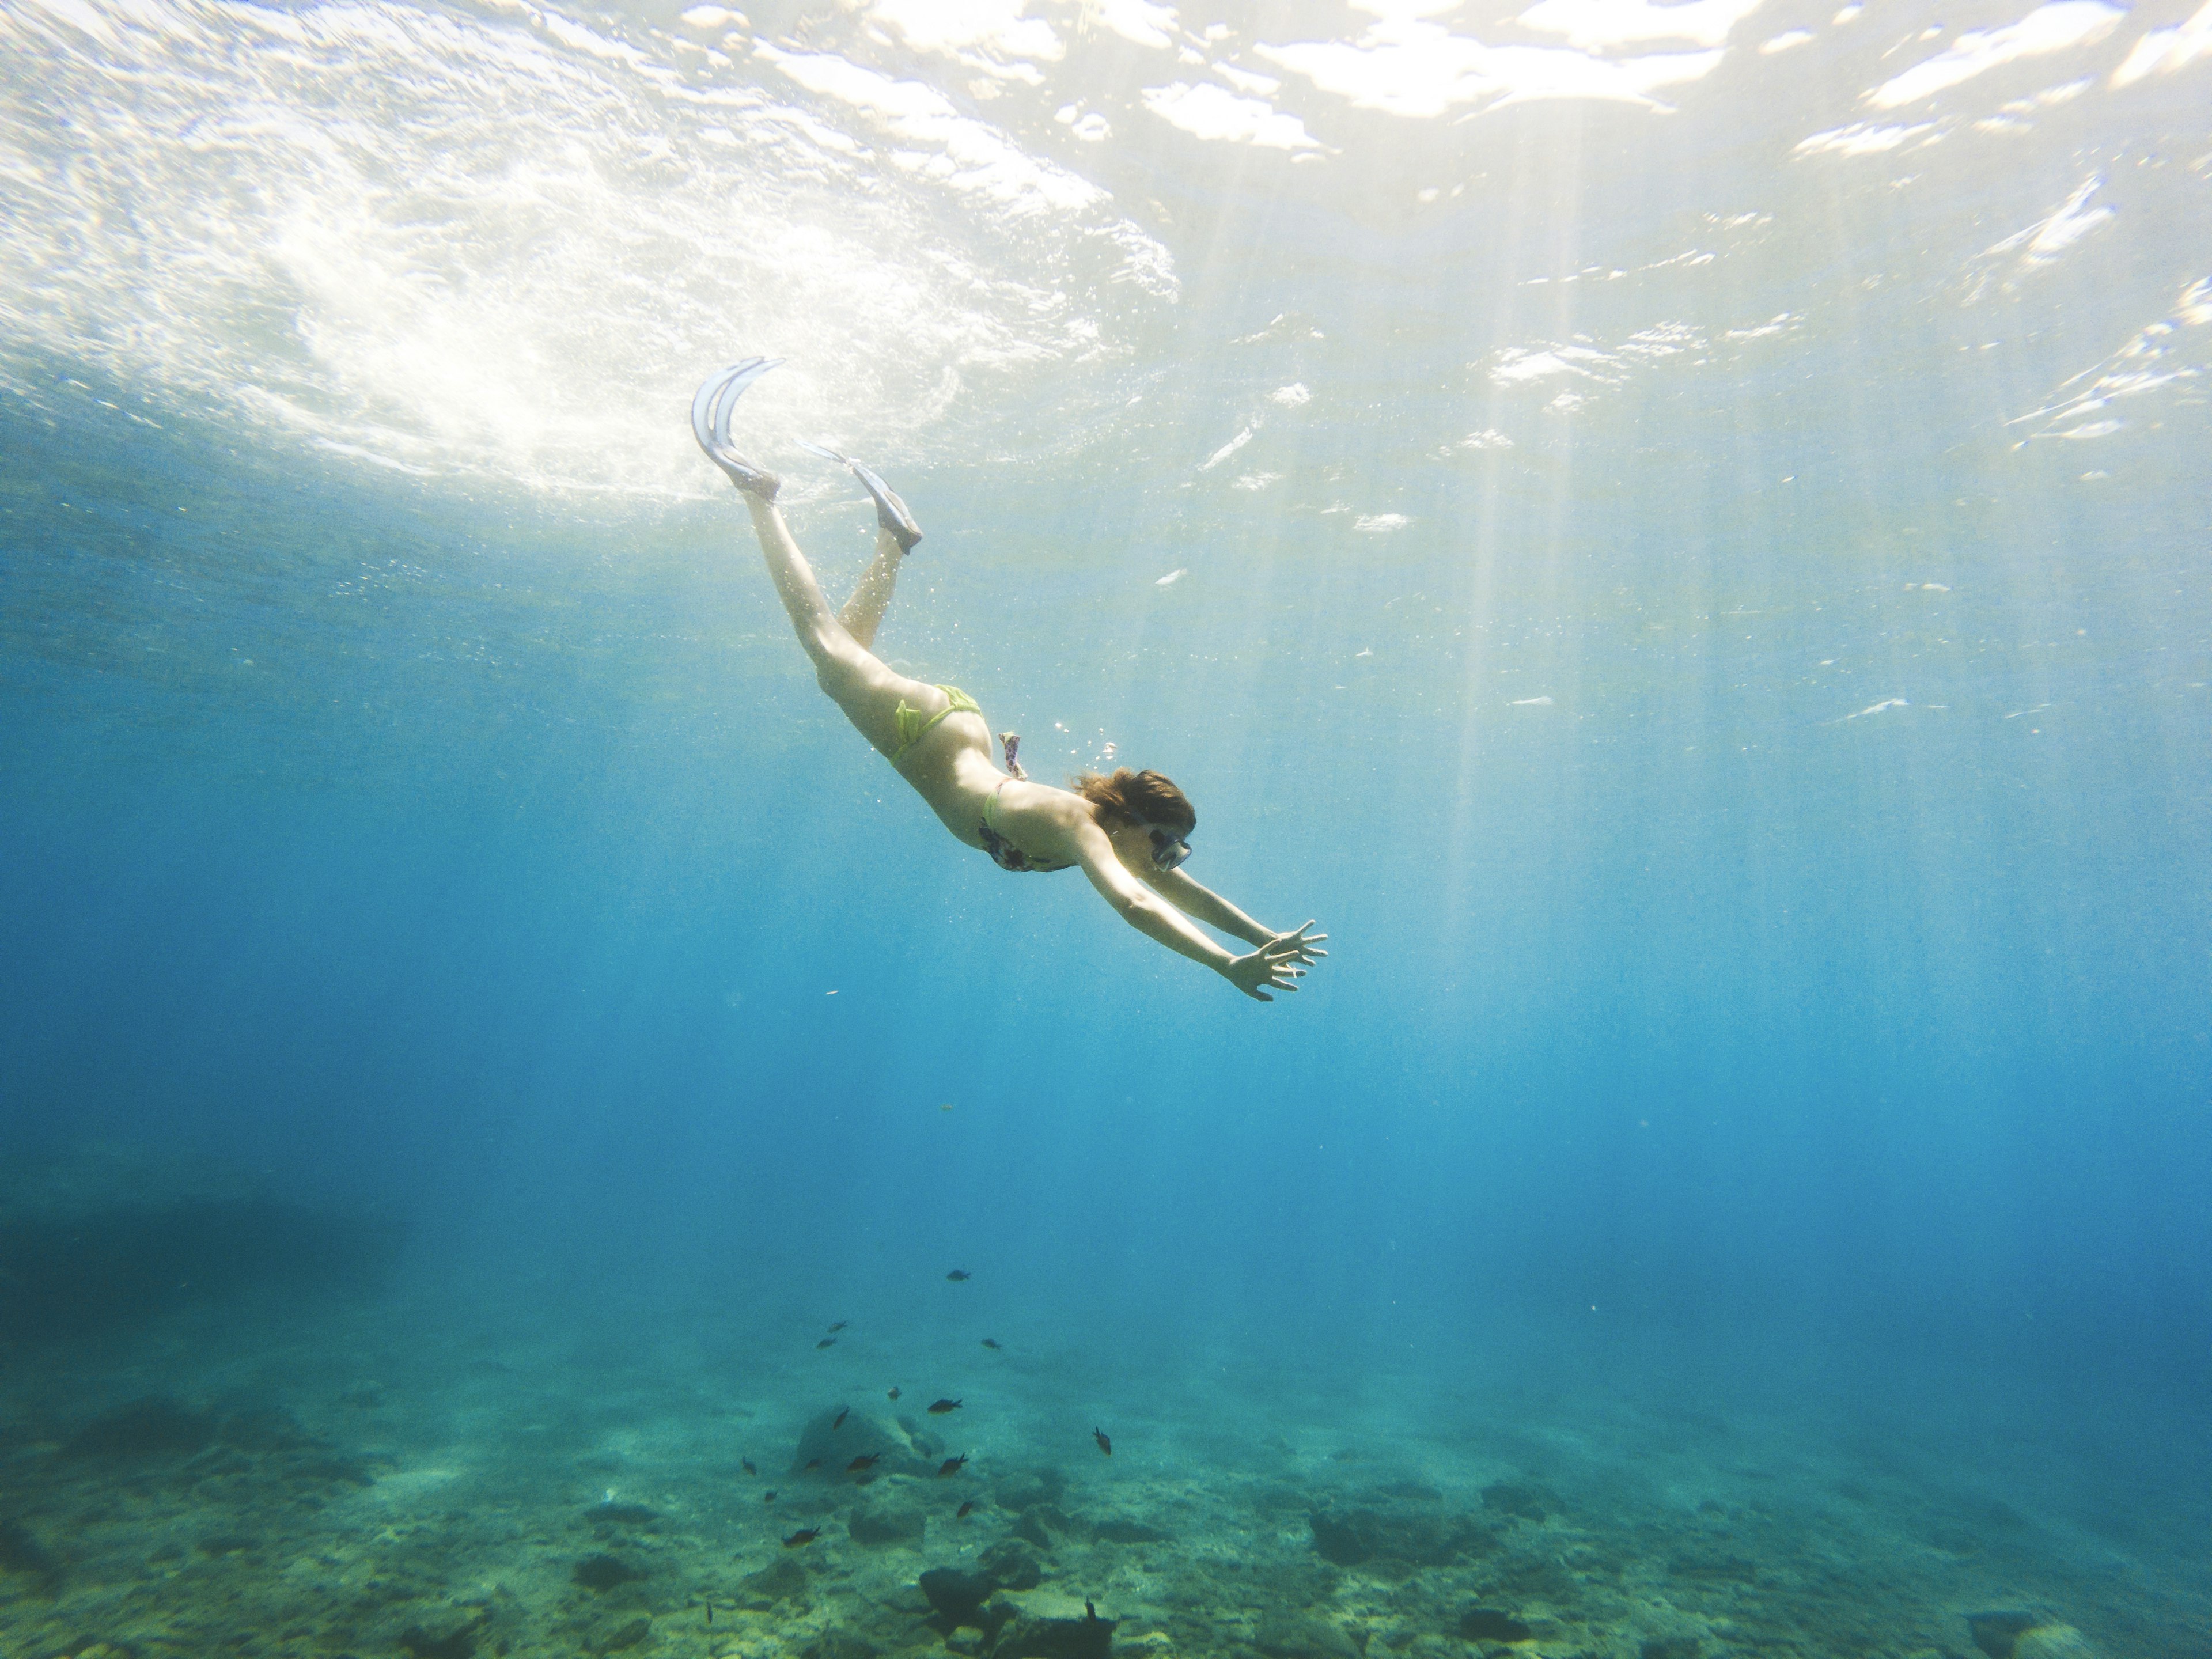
1, 0, 2207, 1653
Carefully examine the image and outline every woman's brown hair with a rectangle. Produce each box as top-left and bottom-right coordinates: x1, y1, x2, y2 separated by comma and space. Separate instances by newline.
1073, 767, 1195, 835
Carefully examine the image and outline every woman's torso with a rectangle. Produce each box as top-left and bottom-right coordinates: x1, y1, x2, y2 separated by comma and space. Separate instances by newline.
896, 710, 1079, 872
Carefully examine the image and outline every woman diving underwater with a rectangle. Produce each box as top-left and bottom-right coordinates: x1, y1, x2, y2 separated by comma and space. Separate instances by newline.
691, 358, 1326, 1002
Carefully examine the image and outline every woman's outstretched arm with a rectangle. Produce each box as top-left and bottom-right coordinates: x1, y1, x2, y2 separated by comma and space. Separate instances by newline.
1146, 868, 1327, 965
1069, 823, 1311, 1001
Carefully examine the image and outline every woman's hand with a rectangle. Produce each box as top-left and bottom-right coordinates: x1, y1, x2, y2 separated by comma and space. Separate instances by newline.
1270, 921, 1327, 967
1225, 927, 1321, 1002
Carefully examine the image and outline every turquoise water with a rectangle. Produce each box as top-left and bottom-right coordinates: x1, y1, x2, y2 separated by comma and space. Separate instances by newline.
2, 0, 2209, 1653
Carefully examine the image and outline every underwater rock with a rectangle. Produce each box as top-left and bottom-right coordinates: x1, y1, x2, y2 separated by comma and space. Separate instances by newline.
573, 1552, 647, 1591
64, 1397, 216, 1460
399, 1624, 479, 1659
1092, 1517, 1171, 1545
1665, 1548, 1762, 1585
994, 1469, 1067, 1512
738, 1555, 809, 1606
1969, 1617, 2095, 1659
597, 1616, 652, 1653
1968, 1615, 2043, 1659
802, 1627, 881, 1659
978, 1539, 1045, 1589
217, 1406, 321, 1453
987, 1610, 1116, 1659
59, 1397, 370, 1488
1460, 1609, 1533, 1642
849, 1498, 928, 1546
1309, 1510, 1372, 1566
0, 1143, 400, 1338
1012, 1512, 1052, 1550
1309, 1507, 1492, 1569
209, 1406, 378, 1488
1255, 1612, 1362, 1659
1638, 1638, 1700, 1659
1012, 1501, 1079, 1550
1479, 1483, 1556, 1524
794, 1406, 932, 1481
284, 1452, 373, 1489
0, 1518, 60, 1588
1491, 1554, 1576, 1603
2014, 1627, 2097, 1659
1376, 1480, 1444, 1501
920, 1566, 999, 1625
586, 1501, 659, 1529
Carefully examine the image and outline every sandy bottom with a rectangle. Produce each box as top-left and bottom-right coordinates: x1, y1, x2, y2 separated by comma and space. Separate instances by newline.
1, 1289, 2203, 1659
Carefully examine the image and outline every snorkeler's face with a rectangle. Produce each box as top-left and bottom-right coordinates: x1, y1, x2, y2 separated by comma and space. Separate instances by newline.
1143, 822, 1192, 872
1106, 814, 1191, 873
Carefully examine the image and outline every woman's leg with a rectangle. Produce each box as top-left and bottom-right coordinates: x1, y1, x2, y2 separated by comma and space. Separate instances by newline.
743, 497, 935, 757
837, 525, 907, 652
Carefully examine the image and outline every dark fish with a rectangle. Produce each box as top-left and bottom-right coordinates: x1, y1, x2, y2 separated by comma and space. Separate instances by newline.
741, 1458, 756, 1476
763, 1491, 777, 1503
846, 1454, 880, 1474
927, 1398, 962, 1415
1093, 1427, 1112, 1456
827, 1321, 847, 1332
831, 1408, 849, 1430
804, 1459, 823, 1472
956, 1500, 976, 1518
887, 1387, 901, 1402
816, 1337, 838, 1349
937, 1455, 968, 1477
981, 1338, 1002, 1350
783, 1528, 821, 1548
945, 1270, 971, 1281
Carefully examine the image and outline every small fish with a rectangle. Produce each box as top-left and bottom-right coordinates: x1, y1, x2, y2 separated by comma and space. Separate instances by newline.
763, 1491, 777, 1503
804, 1459, 823, 1472
816, 1337, 838, 1349
741, 1458, 756, 1476
783, 1527, 821, 1548
945, 1269, 971, 1282
832, 1408, 849, 1430
927, 1398, 963, 1415
887, 1387, 901, 1402
937, 1455, 968, 1477
827, 1321, 847, 1333
956, 1500, 976, 1518
1093, 1427, 1112, 1456
846, 1454, 880, 1474
981, 1338, 1002, 1350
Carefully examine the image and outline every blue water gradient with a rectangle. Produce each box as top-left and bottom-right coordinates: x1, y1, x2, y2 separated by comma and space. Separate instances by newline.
6, 360, 2207, 1412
